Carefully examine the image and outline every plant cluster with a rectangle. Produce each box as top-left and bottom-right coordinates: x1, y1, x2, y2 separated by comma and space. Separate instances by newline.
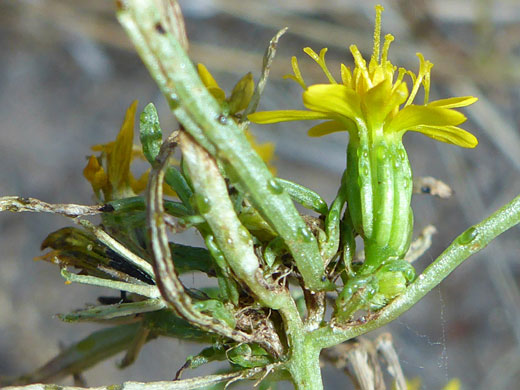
1, 2, 520, 390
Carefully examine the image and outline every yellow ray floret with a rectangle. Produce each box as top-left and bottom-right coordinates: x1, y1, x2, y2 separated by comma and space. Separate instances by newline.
83, 101, 176, 201
248, 5, 478, 149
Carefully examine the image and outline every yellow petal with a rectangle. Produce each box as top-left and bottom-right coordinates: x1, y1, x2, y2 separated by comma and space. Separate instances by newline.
197, 64, 226, 102
131, 145, 147, 161
208, 87, 226, 102
197, 63, 220, 90
83, 155, 108, 194
307, 120, 348, 137
228, 72, 255, 114
163, 184, 178, 197
409, 125, 478, 148
248, 110, 331, 124
442, 378, 461, 390
427, 96, 478, 108
130, 170, 149, 194
108, 100, 137, 191
340, 63, 352, 87
364, 79, 408, 128
386, 105, 467, 134
404, 377, 421, 390
245, 130, 276, 174
303, 84, 362, 120
91, 141, 114, 153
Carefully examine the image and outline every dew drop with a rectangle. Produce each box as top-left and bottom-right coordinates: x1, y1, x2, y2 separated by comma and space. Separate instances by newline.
363, 167, 369, 176
267, 178, 284, 194
459, 227, 478, 245
299, 226, 313, 242
168, 96, 180, 109
377, 145, 387, 160
357, 147, 369, 158
192, 193, 211, 214
217, 114, 228, 124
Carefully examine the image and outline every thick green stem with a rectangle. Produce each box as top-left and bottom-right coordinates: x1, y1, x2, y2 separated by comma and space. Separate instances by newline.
116, 0, 328, 291
309, 192, 520, 349
287, 336, 323, 390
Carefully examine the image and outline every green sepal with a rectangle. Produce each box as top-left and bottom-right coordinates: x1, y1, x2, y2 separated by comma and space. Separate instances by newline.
276, 178, 328, 215
233, 195, 277, 242
335, 275, 377, 320
226, 344, 273, 368
139, 103, 163, 164
227, 72, 255, 115
374, 271, 407, 303
139, 102, 193, 208
217, 274, 240, 306
263, 236, 286, 268
181, 345, 227, 372
192, 299, 236, 328
204, 234, 240, 305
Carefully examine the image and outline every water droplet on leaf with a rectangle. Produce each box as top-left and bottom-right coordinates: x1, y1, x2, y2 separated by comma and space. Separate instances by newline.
377, 145, 387, 160
192, 193, 211, 214
299, 226, 313, 242
267, 178, 284, 194
459, 227, 478, 245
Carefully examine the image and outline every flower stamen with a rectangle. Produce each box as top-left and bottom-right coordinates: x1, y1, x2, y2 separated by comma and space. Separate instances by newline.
405, 53, 433, 106
283, 56, 307, 90
350, 45, 373, 89
371, 5, 385, 65
304, 47, 337, 84
391, 67, 407, 94
381, 34, 394, 66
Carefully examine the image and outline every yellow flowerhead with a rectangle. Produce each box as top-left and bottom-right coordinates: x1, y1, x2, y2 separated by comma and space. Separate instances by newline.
83, 101, 176, 201
248, 5, 478, 149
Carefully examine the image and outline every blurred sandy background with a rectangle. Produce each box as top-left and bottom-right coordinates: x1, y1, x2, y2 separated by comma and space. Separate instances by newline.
1, 0, 520, 389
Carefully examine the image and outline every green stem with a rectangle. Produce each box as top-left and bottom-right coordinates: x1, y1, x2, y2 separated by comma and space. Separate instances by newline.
116, 0, 328, 291
309, 192, 520, 349
287, 336, 323, 390
60, 269, 160, 298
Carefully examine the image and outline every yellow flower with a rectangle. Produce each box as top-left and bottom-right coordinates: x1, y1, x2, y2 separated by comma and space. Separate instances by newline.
248, 5, 477, 149
83, 101, 176, 201
197, 64, 277, 174
404, 377, 461, 390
